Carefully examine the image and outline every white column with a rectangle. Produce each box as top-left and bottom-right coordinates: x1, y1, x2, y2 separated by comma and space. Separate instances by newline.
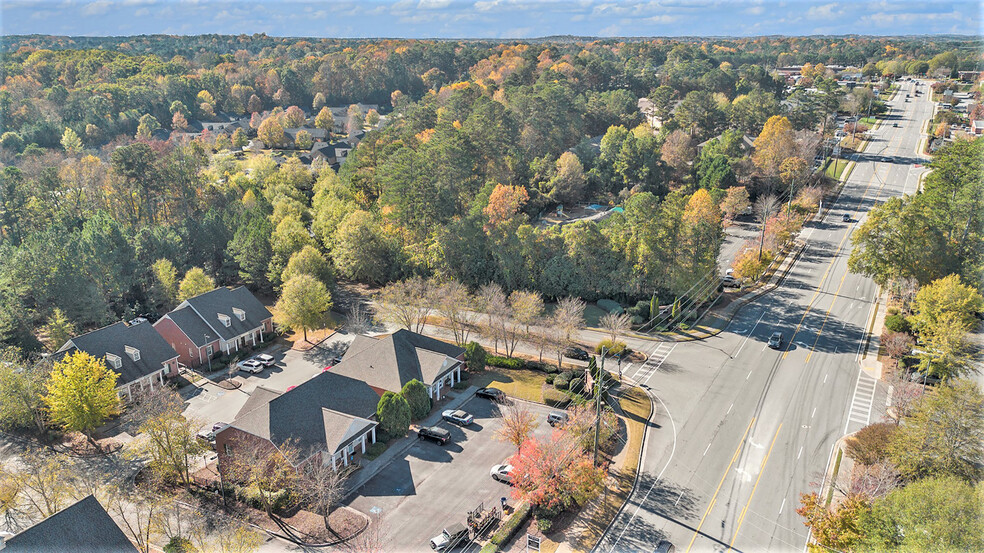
361, 434, 367, 454
371, 426, 376, 444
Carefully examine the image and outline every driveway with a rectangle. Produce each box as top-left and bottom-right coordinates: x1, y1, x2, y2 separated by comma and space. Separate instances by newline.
345, 397, 558, 552
181, 333, 358, 430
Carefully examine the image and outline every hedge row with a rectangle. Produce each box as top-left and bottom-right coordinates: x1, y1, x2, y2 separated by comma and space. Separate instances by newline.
480, 502, 532, 552
486, 355, 560, 374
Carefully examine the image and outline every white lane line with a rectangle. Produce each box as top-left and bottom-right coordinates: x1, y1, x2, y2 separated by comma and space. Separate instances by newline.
811, 407, 817, 418
823, 373, 828, 384
727, 403, 734, 414
797, 446, 803, 460
747, 370, 753, 380
703, 443, 711, 456
779, 498, 787, 515
733, 310, 767, 359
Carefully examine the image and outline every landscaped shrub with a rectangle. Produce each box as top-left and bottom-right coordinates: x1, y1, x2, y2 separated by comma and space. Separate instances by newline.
627, 300, 650, 319
569, 377, 584, 394
595, 339, 628, 356
884, 314, 911, 334
542, 388, 568, 407
164, 537, 193, 553
376, 391, 411, 437
536, 517, 553, 533
845, 422, 897, 465
597, 299, 623, 314
487, 356, 523, 370
490, 502, 532, 546
401, 379, 431, 420
465, 341, 488, 371
543, 364, 559, 374
523, 360, 546, 372
554, 375, 570, 390
545, 374, 555, 384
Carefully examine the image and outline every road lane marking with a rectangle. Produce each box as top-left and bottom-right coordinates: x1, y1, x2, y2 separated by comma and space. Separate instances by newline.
797, 446, 803, 459
732, 310, 767, 359
703, 443, 712, 456
845, 372, 878, 432
811, 407, 816, 418
779, 497, 787, 515
685, 418, 756, 553
727, 403, 733, 414
727, 424, 783, 551
823, 373, 828, 384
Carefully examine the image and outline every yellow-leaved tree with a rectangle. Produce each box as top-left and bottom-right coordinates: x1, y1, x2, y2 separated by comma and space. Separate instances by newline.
753, 115, 795, 177
43, 351, 120, 446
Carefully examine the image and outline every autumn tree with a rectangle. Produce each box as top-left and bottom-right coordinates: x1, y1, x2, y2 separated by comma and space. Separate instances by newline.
679, 188, 723, 291
283, 105, 306, 128
177, 267, 215, 301
661, 129, 695, 180
731, 245, 771, 282
753, 115, 796, 177
483, 184, 529, 228
888, 379, 984, 481
274, 274, 332, 342
300, 459, 353, 531
136, 114, 160, 139
754, 194, 780, 258
436, 280, 474, 345
14, 449, 75, 518
60, 127, 83, 154
152, 258, 179, 306
495, 403, 537, 453
134, 407, 206, 487
600, 312, 631, 346
377, 277, 432, 333
477, 282, 509, 354
547, 152, 587, 204
796, 493, 870, 552
171, 111, 189, 132
346, 104, 364, 134
845, 422, 897, 466
509, 434, 605, 513
281, 245, 334, 289
294, 129, 313, 150
43, 308, 74, 350
720, 186, 750, 223
42, 351, 120, 446
553, 296, 586, 343
315, 106, 334, 133
257, 117, 284, 147
509, 290, 544, 338
365, 109, 380, 127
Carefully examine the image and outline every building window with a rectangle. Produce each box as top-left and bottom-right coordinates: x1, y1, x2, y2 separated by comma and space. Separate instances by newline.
125, 345, 140, 362
233, 307, 246, 321
106, 353, 122, 369
206, 344, 214, 356
219, 314, 231, 327
224, 444, 232, 455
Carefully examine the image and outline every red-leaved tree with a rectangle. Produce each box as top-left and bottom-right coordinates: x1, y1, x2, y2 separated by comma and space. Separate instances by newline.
508, 433, 605, 512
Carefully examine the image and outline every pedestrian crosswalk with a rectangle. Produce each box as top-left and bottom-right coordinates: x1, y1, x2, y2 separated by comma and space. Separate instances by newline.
845, 372, 877, 432
628, 342, 675, 384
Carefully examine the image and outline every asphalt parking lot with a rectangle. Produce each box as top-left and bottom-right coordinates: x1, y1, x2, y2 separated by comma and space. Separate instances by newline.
345, 396, 558, 552
181, 334, 355, 430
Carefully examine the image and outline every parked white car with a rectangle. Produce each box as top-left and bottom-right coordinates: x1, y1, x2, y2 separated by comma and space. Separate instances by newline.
238, 359, 264, 374
254, 354, 276, 367
490, 463, 514, 483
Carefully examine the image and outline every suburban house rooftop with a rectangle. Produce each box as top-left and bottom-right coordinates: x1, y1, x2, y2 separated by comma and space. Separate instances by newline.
168, 286, 272, 345
55, 319, 178, 388
0, 495, 138, 553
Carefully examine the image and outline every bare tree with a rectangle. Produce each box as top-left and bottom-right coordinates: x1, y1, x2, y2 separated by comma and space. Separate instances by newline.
476, 283, 508, 354
847, 460, 899, 500
345, 302, 374, 335
436, 280, 474, 345
107, 483, 165, 553
888, 277, 919, 313
299, 455, 355, 531
344, 510, 386, 553
15, 450, 73, 519
495, 403, 537, 453
509, 290, 544, 337
0, 469, 30, 532
133, 407, 207, 487
600, 312, 632, 346
530, 321, 552, 363
885, 370, 921, 423
883, 332, 915, 370
754, 194, 780, 259
186, 510, 262, 553
376, 277, 431, 333
222, 438, 299, 517
553, 297, 586, 343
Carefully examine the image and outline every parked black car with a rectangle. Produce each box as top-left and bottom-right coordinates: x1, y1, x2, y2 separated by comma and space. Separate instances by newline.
418, 426, 450, 445
476, 387, 506, 402
563, 347, 590, 361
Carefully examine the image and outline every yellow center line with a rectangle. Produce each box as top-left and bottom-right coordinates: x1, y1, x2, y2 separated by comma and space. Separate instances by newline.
685, 418, 756, 553
726, 424, 783, 551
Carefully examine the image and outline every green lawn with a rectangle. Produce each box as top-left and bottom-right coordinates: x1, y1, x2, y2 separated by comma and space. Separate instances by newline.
469, 367, 547, 403
859, 116, 877, 126
825, 158, 849, 180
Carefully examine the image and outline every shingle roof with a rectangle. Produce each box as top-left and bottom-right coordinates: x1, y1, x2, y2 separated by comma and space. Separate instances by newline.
227, 371, 380, 457
172, 286, 272, 343
56, 321, 178, 387
2, 495, 138, 553
330, 329, 465, 393
163, 306, 216, 347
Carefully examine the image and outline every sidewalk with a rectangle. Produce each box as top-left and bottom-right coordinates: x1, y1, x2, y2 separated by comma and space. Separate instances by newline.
859, 291, 887, 380
341, 385, 479, 499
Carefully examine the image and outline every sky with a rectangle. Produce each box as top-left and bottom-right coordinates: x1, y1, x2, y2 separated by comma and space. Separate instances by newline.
2, 0, 981, 38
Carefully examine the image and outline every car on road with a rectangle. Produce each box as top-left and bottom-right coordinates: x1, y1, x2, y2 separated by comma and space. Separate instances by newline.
907, 370, 941, 386
722, 275, 739, 287
842, 213, 852, 222
653, 540, 676, 553
237, 359, 264, 374
197, 422, 228, 444
563, 347, 590, 361
430, 523, 469, 551
418, 426, 451, 445
767, 332, 783, 349
490, 463, 514, 483
893, 122, 898, 127
476, 387, 506, 402
442, 409, 474, 426
547, 412, 568, 427
254, 353, 276, 367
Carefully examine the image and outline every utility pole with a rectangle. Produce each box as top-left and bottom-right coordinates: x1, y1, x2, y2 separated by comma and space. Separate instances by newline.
594, 348, 606, 466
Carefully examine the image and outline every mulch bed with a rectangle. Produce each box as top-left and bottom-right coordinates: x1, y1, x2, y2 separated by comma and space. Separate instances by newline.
214, 379, 242, 390
59, 433, 122, 456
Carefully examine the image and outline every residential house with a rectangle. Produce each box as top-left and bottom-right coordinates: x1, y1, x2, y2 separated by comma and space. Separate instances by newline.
55, 320, 179, 401
331, 329, 465, 401
215, 371, 380, 471
695, 132, 756, 155
0, 495, 138, 553
154, 287, 273, 369
971, 119, 984, 135
637, 97, 666, 130
283, 127, 328, 147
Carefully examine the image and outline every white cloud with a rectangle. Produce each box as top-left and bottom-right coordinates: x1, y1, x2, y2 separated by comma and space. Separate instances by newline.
82, 0, 111, 15
134, 8, 150, 16
744, 5, 765, 15
806, 3, 843, 20
418, 0, 452, 9
643, 14, 679, 23
861, 9, 962, 27
598, 23, 620, 36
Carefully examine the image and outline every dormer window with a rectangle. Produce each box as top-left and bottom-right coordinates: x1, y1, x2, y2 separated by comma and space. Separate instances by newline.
124, 346, 140, 362
218, 314, 231, 327
232, 307, 246, 322
106, 353, 122, 370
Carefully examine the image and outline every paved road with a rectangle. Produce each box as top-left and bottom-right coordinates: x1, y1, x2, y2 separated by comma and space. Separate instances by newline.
596, 80, 933, 553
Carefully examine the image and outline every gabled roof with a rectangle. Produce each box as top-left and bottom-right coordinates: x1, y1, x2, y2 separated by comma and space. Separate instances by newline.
2, 495, 137, 553
170, 286, 272, 343
56, 321, 178, 387
227, 371, 379, 457
330, 329, 465, 393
